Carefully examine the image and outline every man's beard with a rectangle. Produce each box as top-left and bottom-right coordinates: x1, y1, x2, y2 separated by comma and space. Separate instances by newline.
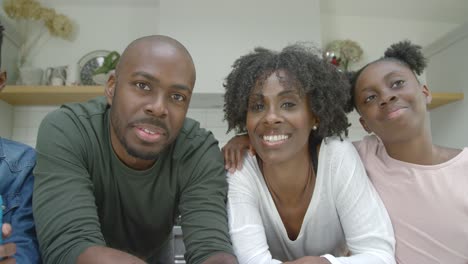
111, 113, 163, 161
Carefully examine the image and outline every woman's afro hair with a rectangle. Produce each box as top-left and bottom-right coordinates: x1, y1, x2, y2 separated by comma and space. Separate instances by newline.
223, 43, 352, 139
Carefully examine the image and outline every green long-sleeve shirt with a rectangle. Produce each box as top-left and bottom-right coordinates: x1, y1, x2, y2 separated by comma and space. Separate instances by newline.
33, 96, 233, 263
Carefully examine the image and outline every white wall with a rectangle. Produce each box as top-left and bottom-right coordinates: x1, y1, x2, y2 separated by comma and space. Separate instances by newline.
159, 0, 322, 94
424, 23, 468, 148
30, 3, 159, 84
320, 15, 458, 71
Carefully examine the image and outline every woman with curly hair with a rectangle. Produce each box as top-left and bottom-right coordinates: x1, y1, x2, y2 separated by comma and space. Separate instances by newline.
349, 40, 468, 263
223, 43, 395, 264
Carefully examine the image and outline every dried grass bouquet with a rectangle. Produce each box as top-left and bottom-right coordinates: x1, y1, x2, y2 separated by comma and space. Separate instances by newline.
3, 0, 75, 67
324, 39, 363, 71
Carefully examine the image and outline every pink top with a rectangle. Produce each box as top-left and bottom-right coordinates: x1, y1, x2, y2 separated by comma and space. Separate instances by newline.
354, 135, 468, 264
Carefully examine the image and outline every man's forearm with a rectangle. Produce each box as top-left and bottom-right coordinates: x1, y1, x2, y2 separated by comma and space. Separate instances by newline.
285, 256, 331, 264
77, 246, 146, 264
202, 252, 238, 264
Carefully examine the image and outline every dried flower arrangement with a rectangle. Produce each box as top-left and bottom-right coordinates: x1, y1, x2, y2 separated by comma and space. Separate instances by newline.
3, 0, 75, 68
324, 39, 363, 71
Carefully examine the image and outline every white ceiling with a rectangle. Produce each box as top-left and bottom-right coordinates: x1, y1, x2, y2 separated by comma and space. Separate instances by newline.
320, 0, 468, 24
40, 0, 157, 7
40, 0, 468, 25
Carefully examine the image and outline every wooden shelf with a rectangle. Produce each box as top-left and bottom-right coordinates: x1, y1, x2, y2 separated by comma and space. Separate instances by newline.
0, 85, 105, 105
428, 92, 464, 110
0, 86, 464, 110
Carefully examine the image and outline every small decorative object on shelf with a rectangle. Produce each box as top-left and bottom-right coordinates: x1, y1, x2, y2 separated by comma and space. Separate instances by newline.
2, 0, 75, 84
324, 39, 363, 71
77, 50, 110, 85
92, 51, 120, 85
45, 65, 68, 85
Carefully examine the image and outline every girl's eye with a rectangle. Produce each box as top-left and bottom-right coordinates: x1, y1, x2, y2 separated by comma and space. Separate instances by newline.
364, 94, 376, 103
171, 94, 186, 102
136, 82, 150, 91
392, 80, 405, 88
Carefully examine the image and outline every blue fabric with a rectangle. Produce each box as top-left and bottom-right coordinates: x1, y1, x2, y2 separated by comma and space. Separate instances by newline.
0, 138, 41, 263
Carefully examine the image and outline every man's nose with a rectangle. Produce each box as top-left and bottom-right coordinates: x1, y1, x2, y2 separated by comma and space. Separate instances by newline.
144, 96, 168, 117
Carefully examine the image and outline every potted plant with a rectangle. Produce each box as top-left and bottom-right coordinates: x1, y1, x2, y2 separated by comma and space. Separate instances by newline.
92, 51, 120, 85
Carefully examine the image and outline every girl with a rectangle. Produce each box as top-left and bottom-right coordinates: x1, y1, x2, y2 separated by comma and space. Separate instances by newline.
350, 41, 468, 263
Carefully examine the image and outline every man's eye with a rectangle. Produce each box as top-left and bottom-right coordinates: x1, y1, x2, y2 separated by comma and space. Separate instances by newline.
364, 95, 376, 103
392, 80, 405, 88
171, 94, 186, 102
136, 82, 150, 91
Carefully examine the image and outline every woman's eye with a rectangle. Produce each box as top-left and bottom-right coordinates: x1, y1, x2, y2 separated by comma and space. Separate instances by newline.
250, 103, 264, 111
171, 94, 186, 102
136, 82, 150, 91
281, 102, 296, 109
392, 80, 405, 88
364, 95, 376, 103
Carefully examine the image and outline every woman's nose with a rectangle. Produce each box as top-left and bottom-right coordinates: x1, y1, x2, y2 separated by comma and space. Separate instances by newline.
263, 106, 282, 124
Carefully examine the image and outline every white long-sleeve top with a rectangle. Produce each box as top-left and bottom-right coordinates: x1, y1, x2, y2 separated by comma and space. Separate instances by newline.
227, 138, 396, 264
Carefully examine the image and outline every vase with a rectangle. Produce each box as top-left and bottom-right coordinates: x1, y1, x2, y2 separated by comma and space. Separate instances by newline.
17, 66, 44, 85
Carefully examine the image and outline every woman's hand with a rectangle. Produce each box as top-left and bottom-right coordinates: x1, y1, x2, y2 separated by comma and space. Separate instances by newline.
222, 134, 254, 173
0, 223, 16, 263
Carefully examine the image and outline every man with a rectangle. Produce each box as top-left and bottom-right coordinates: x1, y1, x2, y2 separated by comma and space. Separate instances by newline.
33, 35, 237, 264
0, 69, 41, 263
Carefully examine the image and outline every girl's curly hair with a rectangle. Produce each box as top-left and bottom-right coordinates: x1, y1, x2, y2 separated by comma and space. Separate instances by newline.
223, 43, 352, 139
348, 40, 428, 110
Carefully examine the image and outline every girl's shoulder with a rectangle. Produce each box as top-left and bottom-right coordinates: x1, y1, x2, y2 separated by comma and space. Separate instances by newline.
322, 136, 359, 157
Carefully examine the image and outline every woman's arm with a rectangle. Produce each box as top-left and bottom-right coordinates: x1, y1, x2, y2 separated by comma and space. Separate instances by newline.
227, 165, 282, 264
329, 141, 396, 264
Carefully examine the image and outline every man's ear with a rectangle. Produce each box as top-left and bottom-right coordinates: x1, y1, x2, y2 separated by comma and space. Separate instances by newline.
359, 117, 372, 134
0, 71, 7, 92
105, 71, 116, 105
422, 84, 432, 105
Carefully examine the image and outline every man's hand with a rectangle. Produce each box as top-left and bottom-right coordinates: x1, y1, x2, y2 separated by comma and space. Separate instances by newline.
77, 246, 146, 264
284, 256, 331, 264
0, 223, 16, 263
222, 134, 254, 173
202, 252, 238, 264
